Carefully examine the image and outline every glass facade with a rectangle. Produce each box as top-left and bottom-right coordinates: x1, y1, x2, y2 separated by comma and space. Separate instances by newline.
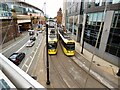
84, 12, 104, 48
73, 15, 78, 35
0, 3, 11, 17
95, 0, 103, 6
112, 0, 120, 4
106, 11, 120, 58
0, 2, 43, 17
68, 16, 73, 32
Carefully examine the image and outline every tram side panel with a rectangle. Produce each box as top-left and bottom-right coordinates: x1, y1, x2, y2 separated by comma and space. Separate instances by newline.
48, 34, 58, 55
58, 31, 75, 56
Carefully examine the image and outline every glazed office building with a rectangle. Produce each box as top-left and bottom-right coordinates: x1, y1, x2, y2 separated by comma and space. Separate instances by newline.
65, 0, 120, 67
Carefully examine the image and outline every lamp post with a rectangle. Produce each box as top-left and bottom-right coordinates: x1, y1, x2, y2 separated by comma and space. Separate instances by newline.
46, 24, 50, 85
81, 33, 85, 54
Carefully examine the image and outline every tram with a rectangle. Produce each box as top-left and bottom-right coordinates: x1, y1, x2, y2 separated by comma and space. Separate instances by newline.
48, 29, 58, 55
58, 30, 75, 56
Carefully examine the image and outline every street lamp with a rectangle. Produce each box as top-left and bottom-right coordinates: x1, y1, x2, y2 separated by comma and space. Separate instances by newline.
46, 24, 50, 85
81, 33, 85, 54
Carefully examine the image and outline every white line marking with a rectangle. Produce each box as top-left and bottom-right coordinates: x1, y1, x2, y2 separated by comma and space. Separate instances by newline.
25, 64, 28, 68
30, 56, 32, 59
2, 35, 28, 53
26, 36, 43, 73
21, 35, 42, 70
21, 58, 29, 69
16, 40, 29, 53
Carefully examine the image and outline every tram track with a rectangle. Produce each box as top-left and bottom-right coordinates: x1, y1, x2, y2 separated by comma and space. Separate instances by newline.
57, 45, 82, 88
58, 41, 109, 88
58, 42, 85, 88
55, 56, 82, 88
49, 55, 70, 88
49, 42, 81, 88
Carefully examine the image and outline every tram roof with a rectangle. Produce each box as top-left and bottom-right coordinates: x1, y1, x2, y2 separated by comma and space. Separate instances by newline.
48, 34, 57, 42
58, 30, 74, 44
48, 28, 57, 35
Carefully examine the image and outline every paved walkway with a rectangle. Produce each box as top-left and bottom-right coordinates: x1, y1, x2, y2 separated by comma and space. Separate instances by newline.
68, 32, 119, 88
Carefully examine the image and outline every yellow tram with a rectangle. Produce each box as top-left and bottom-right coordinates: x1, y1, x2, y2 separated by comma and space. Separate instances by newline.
58, 30, 75, 56
48, 29, 58, 55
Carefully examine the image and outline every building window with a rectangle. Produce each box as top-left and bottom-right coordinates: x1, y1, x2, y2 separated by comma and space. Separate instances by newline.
69, 16, 73, 32
88, 0, 92, 8
0, 3, 10, 17
72, 5, 75, 13
69, 8, 71, 14
95, 0, 100, 6
106, 11, 120, 58
75, 3, 78, 12
112, 0, 120, 4
84, 12, 104, 48
74, 29, 76, 35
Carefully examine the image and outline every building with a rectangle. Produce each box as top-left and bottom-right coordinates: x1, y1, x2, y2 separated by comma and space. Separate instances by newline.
57, 8, 63, 27
63, 0, 67, 26
65, 0, 83, 42
0, 0, 44, 44
64, 0, 120, 67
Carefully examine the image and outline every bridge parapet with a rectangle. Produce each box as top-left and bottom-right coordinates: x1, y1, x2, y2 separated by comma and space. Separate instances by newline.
0, 53, 45, 89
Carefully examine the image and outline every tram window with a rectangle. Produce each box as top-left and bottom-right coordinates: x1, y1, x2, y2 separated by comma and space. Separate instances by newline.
48, 43, 57, 49
2, 3, 9, 11
66, 44, 75, 50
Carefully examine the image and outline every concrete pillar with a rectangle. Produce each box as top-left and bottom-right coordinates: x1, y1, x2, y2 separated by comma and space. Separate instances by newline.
72, 16, 74, 35
67, 16, 69, 32
91, 0, 95, 7
102, 0, 106, 6
99, 11, 114, 56
80, 13, 87, 45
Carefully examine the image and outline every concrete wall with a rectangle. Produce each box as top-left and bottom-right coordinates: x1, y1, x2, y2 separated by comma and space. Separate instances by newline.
80, 13, 86, 45
0, 19, 20, 45
99, 11, 119, 67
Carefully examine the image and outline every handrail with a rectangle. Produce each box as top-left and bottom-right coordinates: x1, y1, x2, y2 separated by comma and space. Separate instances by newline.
0, 53, 45, 89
